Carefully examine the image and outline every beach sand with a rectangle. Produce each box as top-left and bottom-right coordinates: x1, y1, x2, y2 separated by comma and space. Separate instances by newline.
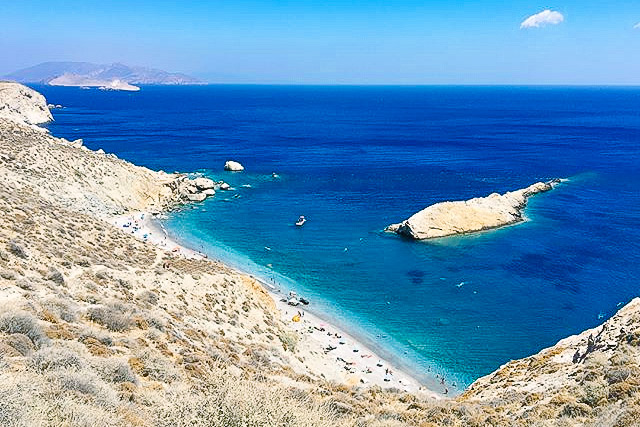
111, 211, 445, 399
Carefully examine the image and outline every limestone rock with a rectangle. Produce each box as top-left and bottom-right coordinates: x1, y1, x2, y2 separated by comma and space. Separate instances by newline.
224, 160, 244, 172
186, 193, 207, 202
193, 177, 215, 190
386, 180, 561, 240
0, 82, 53, 126
203, 189, 216, 196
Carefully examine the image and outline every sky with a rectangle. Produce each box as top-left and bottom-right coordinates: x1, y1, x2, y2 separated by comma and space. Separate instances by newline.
1, 1, 640, 85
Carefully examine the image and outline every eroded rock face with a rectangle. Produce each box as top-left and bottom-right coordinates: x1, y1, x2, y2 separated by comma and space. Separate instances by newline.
386, 180, 561, 240
224, 160, 244, 171
0, 82, 53, 126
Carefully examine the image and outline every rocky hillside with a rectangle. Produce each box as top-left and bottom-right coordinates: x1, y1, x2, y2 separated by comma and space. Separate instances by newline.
1, 84, 639, 426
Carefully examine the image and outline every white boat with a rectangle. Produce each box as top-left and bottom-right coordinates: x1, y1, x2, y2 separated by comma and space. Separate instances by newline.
295, 215, 306, 227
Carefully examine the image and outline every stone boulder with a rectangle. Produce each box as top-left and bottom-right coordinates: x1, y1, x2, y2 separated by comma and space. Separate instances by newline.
193, 177, 215, 190
224, 160, 244, 172
186, 193, 207, 202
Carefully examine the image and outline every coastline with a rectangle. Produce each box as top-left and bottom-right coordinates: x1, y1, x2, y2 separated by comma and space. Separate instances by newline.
111, 211, 446, 398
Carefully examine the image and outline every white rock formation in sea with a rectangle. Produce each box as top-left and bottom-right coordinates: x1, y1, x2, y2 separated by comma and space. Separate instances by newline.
224, 160, 244, 171
0, 82, 53, 126
386, 180, 561, 240
193, 177, 215, 190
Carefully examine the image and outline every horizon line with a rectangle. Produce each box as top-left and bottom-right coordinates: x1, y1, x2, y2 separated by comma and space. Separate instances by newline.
20, 81, 640, 88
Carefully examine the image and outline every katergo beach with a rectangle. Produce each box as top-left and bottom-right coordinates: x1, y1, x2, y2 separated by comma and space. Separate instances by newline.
112, 211, 440, 396
2, 82, 640, 425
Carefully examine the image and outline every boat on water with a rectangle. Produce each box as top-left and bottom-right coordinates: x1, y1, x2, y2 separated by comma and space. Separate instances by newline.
295, 215, 306, 227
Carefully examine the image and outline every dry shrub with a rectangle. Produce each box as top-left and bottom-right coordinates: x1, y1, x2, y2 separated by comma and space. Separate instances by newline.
30, 347, 83, 372
7, 241, 27, 259
46, 267, 65, 285
78, 327, 113, 346
132, 350, 180, 382
3, 334, 34, 356
86, 303, 133, 332
54, 369, 100, 395
151, 372, 339, 427
279, 331, 298, 352
0, 310, 49, 348
94, 358, 137, 384
580, 380, 609, 407
136, 290, 159, 306
43, 298, 78, 322
0, 372, 124, 426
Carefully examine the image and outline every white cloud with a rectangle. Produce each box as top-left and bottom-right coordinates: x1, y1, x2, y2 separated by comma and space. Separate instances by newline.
634, 22, 640, 29
520, 10, 564, 29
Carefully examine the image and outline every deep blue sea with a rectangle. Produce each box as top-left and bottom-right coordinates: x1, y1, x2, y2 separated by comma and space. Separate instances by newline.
38, 85, 640, 390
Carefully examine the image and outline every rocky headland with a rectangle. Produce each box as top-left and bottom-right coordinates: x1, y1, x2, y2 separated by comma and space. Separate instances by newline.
0, 82, 53, 127
1, 84, 639, 426
386, 180, 561, 240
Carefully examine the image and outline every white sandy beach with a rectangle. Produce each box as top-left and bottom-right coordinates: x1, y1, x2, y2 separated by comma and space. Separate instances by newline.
111, 212, 445, 399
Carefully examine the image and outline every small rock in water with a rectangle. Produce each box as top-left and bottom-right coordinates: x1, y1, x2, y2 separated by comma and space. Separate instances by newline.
224, 160, 244, 171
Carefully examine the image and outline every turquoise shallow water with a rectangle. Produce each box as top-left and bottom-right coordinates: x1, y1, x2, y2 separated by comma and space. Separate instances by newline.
41, 85, 640, 390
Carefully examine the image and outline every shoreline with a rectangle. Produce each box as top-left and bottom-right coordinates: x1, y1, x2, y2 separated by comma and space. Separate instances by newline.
111, 211, 447, 398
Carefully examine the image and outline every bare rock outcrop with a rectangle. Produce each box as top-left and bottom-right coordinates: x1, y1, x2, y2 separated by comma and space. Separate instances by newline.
224, 160, 244, 171
460, 297, 640, 424
0, 82, 53, 126
386, 180, 561, 240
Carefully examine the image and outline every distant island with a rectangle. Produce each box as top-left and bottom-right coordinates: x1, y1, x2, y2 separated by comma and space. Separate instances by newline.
4, 62, 204, 91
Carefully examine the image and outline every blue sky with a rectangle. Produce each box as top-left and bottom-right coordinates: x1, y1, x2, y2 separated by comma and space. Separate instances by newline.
1, 1, 640, 84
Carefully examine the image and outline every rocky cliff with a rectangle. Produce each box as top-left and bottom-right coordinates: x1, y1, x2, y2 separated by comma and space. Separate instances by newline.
0, 82, 53, 126
386, 180, 560, 240
459, 298, 640, 426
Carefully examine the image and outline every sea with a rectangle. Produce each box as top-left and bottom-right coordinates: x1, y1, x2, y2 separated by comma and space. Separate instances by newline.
39, 84, 640, 391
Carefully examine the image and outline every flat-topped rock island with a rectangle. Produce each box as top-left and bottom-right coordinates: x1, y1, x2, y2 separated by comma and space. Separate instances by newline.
386, 180, 561, 240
